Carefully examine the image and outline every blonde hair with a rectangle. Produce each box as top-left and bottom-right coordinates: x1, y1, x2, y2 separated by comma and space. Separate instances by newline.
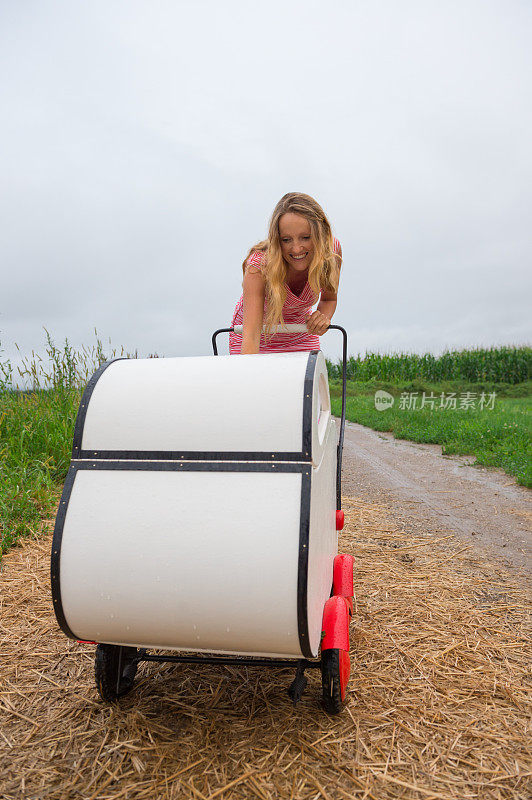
241, 193, 340, 338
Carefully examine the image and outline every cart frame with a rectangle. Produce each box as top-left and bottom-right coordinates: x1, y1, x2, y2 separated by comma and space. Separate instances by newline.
67, 324, 353, 712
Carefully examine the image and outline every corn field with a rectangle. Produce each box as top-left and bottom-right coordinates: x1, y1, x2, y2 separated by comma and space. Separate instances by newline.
327, 346, 532, 384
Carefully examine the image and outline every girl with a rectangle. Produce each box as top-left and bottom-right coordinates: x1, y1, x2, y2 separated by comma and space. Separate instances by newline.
229, 193, 342, 355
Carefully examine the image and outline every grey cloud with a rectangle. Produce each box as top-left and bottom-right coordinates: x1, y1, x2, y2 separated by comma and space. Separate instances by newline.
1, 0, 530, 369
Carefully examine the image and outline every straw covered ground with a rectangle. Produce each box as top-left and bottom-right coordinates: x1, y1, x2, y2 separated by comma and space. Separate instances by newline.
1, 497, 531, 800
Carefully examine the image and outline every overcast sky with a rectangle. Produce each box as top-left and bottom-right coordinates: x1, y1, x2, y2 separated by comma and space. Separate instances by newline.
1, 0, 531, 368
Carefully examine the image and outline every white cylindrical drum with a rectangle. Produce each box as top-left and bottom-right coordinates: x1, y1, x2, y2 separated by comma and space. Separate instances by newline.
51, 351, 337, 659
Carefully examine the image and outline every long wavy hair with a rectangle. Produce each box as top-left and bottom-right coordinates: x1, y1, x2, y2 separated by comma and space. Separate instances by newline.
241, 193, 340, 338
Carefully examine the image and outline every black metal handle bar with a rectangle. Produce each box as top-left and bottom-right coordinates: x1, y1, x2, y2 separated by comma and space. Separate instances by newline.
210, 325, 348, 510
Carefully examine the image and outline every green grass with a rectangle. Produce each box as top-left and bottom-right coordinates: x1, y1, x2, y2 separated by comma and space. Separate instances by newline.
0, 387, 81, 557
0, 330, 129, 561
330, 380, 532, 488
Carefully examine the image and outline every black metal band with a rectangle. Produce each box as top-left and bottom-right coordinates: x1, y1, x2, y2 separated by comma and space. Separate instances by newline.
297, 469, 313, 658
67, 460, 310, 473
78, 449, 310, 462
50, 463, 80, 640
302, 351, 318, 458
71, 358, 125, 458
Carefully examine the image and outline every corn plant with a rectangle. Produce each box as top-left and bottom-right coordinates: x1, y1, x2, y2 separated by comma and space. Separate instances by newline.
327, 346, 531, 384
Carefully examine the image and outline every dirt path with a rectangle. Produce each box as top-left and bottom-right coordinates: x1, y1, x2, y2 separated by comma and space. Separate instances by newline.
339, 420, 532, 577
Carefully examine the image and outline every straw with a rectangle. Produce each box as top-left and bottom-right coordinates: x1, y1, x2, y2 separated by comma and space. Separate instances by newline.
0, 496, 530, 799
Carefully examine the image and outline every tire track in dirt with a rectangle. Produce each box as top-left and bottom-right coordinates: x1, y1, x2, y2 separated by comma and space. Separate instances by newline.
338, 420, 531, 576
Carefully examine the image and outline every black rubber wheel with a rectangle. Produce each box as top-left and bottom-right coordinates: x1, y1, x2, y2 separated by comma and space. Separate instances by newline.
321, 649, 344, 715
95, 644, 143, 702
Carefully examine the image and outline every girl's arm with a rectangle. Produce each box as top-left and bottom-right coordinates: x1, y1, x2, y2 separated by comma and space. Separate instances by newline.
307, 243, 343, 335
240, 267, 266, 354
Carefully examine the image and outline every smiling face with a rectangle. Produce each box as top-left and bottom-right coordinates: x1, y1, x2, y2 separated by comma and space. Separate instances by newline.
278, 212, 315, 273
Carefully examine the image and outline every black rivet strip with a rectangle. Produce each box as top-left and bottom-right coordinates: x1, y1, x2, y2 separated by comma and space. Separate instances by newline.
77, 449, 310, 462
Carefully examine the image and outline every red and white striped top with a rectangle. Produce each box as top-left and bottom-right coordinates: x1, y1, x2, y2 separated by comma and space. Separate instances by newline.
229, 238, 341, 354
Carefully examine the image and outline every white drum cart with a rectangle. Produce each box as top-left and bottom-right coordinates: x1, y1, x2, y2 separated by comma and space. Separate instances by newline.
51, 325, 354, 714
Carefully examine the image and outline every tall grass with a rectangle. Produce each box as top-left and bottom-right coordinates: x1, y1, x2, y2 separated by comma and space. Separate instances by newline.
327, 346, 532, 384
0, 330, 132, 559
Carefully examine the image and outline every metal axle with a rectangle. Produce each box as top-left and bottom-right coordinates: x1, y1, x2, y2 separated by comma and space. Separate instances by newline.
138, 653, 321, 670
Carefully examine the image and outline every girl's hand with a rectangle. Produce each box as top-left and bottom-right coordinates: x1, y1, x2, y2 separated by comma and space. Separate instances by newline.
306, 310, 331, 335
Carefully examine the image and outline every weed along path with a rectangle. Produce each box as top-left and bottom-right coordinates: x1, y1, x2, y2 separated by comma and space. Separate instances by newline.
340, 419, 532, 575
1, 445, 531, 799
